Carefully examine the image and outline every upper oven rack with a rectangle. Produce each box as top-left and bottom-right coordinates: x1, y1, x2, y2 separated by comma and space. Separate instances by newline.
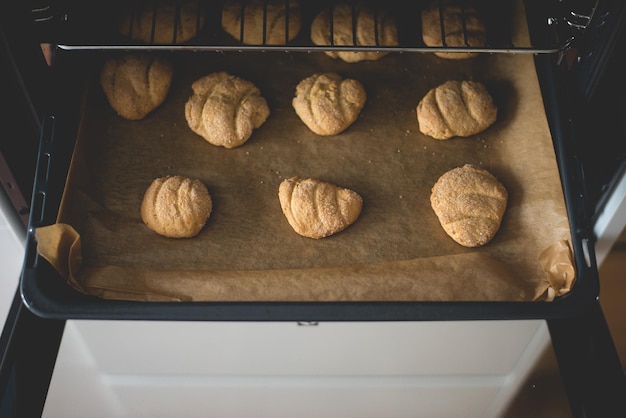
31, 0, 596, 56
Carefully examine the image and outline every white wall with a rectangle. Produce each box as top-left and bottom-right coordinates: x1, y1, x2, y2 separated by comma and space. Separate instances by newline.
0, 188, 25, 326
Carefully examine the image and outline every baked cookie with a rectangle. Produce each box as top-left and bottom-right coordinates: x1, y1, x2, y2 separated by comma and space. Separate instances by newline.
279, 177, 363, 239
417, 80, 497, 140
141, 175, 213, 238
222, 0, 301, 45
430, 164, 507, 247
117, 0, 205, 44
100, 53, 174, 120
421, 1, 486, 59
292, 73, 366, 136
184, 72, 270, 148
310, 2, 398, 63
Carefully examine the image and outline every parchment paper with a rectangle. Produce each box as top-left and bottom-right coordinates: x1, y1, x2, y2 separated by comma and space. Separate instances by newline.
36, 6, 576, 302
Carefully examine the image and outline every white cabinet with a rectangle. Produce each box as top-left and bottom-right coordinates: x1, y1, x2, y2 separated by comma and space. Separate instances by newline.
43, 319, 550, 418
1, 191, 551, 418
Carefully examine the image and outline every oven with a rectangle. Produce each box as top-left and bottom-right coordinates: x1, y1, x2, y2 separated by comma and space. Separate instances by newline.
1, 0, 625, 416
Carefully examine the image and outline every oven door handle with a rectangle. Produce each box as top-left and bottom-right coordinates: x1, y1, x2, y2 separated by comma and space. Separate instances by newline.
29, 115, 55, 231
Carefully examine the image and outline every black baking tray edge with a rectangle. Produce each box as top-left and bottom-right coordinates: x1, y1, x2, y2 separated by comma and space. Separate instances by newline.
18, 44, 601, 322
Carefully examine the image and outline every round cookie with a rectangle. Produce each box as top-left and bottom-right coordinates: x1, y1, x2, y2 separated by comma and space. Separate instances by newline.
421, 1, 487, 60
184, 72, 270, 148
141, 175, 212, 238
117, 0, 205, 44
310, 2, 398, 63
222, 0, 301, 45
430, 164, 508, 247
292, 73, 367, 136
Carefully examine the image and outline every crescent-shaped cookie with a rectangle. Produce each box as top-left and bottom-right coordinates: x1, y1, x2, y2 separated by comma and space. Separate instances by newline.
417, 80, 497, 140
184, 72, 270, 148
100, 53, 174, 120
279, 177, 363, 239
292, 73, 367, 136
430, 164, 508, 247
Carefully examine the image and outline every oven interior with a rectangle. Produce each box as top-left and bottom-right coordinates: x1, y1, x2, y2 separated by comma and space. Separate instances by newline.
17, 0, 621, 321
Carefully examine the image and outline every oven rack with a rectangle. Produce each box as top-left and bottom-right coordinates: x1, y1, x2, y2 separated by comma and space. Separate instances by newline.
31, 0, 596, 56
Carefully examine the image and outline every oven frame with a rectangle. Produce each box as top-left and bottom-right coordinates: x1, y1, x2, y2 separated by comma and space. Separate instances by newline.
2, 0, 626, 416
15, 0, 605, 322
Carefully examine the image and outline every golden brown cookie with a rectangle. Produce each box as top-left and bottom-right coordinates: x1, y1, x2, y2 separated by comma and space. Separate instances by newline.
117, 0, 205, 44
222, 0, 301, 45
184, 72, 270, 148
416, 80, 497, 140
292, 73, 367, 136
141, 175, 213, 238
310, 2, 398, 63
279, 177, 363, 239
421, 1, 486, 59
100, 53, 174, 120
430, 164, 508, 247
